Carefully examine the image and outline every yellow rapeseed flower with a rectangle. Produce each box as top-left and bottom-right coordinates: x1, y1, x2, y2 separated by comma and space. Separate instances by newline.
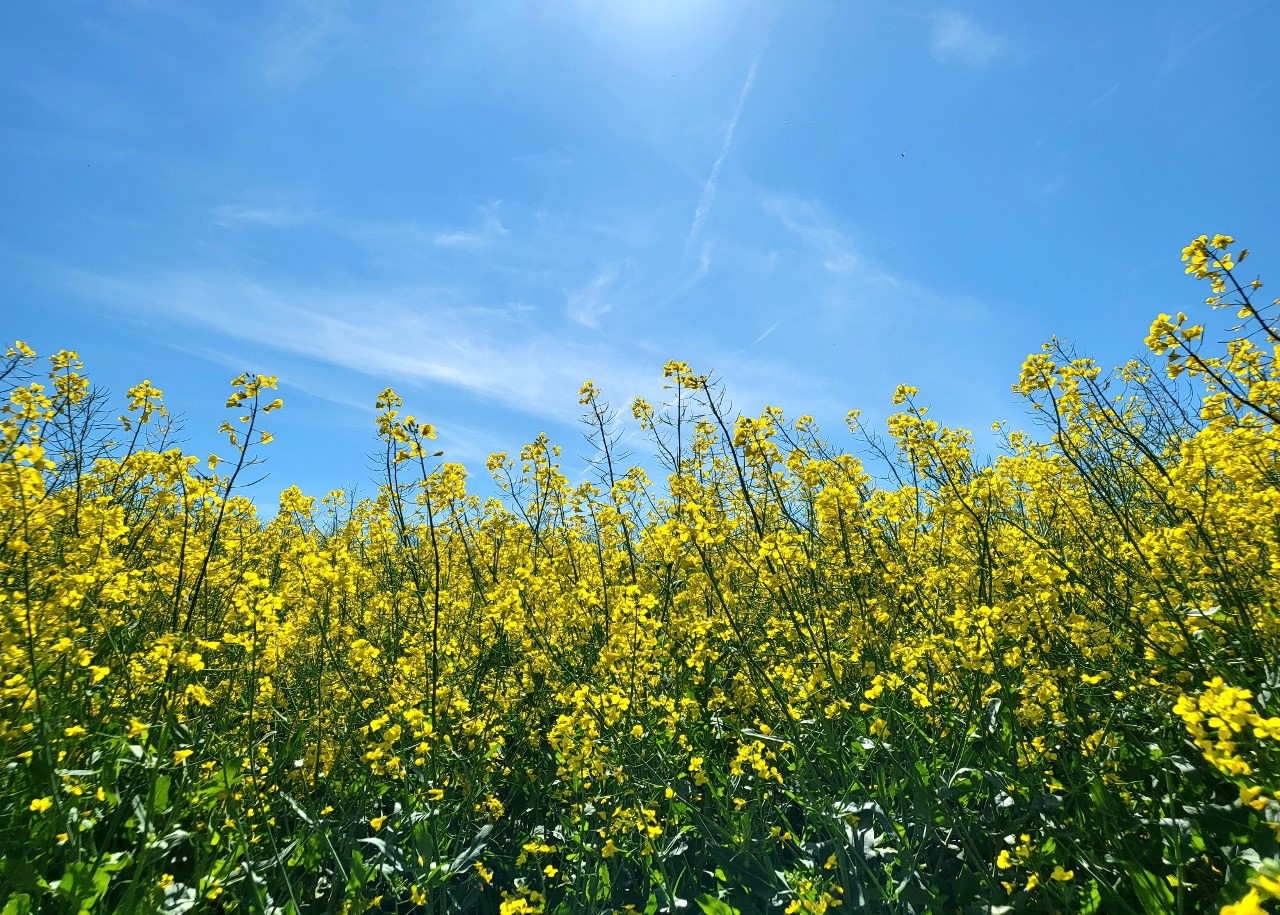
1221, 889, 1267, 915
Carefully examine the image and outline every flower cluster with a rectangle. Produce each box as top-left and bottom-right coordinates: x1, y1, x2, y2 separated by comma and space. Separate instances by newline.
1, 238, 1278, 913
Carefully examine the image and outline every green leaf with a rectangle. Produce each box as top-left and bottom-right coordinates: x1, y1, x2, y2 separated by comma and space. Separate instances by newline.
1129, 867, 1175, 915
594, 862, 612, 902
153, 774, 171, 812
1, 894, 33, 915
694, 895, 742, 915
1080, 879, 1103, 915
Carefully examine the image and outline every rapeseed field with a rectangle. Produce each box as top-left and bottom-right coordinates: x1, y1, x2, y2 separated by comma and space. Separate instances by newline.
3, 235, 1279, 913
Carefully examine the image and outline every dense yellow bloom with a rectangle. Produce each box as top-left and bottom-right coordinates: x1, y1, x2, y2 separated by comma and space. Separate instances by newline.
1, 236, 1278, 912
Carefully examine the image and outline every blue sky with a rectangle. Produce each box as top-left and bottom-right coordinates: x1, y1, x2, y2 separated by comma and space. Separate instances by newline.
3, 2, 1277, 502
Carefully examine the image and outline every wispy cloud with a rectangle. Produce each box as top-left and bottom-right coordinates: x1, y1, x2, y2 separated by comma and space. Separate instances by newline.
62, 267, 656, 423
686, 55, 760, 253
262, 0, 348, 87
765, 196, 892, 282
1033, 83, 1120, 148
212, 204, 326, 228
160, 335, 531, 474
566, 264, 622, 329
161, 338, 374, 414
929, 12, 1004, 67
1158, 5, 1256, 77
431, 230, 491, 248
429, 206, 510, 249
212, 201, 511, 253
695, 242, 712, 281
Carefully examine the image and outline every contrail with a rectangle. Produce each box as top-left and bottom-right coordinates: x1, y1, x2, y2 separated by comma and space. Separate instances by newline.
686, 55, 760, 253
748, 319, 782, 349
1034, 82, 1120, 148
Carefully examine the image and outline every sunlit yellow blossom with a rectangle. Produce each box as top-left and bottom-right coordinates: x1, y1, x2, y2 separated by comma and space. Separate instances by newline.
1221, 889, 1267, 915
